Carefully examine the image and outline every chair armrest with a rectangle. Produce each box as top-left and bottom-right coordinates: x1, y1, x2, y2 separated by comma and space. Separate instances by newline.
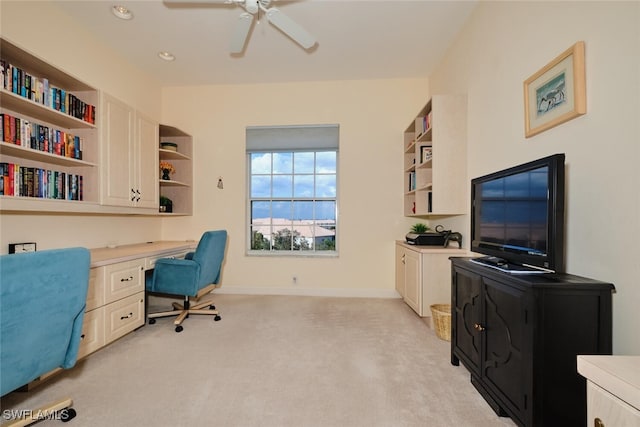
146, 258, 201, 297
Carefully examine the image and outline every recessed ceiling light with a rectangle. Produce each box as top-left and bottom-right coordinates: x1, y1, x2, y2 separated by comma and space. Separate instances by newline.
112, 5, 133, 20
158, 51, 176, 62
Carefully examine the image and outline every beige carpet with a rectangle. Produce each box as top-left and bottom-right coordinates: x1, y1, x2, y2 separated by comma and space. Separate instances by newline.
1, 294, 515, 427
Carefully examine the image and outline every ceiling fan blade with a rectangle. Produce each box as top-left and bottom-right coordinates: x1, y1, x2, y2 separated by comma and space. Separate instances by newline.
230, 12, 254, 54
265, 7, 316, 49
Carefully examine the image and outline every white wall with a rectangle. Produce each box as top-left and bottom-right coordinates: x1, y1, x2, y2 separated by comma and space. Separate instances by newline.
429, 1, 640, 354
160, 79, 428, 296
0, 1, 165, 252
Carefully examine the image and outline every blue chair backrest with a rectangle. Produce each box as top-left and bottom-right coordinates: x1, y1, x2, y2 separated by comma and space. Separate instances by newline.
192, 230, 227, 287
0, 247, 90, 396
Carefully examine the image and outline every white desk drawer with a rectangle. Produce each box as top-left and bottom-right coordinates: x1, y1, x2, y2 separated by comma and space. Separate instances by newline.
145, 250, 191, 270
104, 291, 144, 344
104, 259, 144, 304
78, 307, 105, 360
86, 267, 105, 311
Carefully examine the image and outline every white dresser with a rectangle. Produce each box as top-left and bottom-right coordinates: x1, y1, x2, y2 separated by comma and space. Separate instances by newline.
577, 355, 640, 427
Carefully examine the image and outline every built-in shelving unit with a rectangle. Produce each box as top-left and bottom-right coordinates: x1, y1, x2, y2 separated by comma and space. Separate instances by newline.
403, 95, 467, 217
0, 37, 99, 211
159, 125, 193, 216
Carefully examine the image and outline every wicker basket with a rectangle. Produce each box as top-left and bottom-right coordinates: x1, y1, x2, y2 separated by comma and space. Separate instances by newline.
430, 304, 451, 341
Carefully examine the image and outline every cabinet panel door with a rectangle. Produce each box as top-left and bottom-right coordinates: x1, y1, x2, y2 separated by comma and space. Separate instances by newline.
101, 93, 134, 207
482, 278, 527, 424
135, 112, 158, 208
452, 267, 482, 376
395, 245, 406, 298
403, 249, 422, 315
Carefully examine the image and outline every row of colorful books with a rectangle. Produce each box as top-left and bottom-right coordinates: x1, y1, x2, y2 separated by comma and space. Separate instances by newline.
1, 113, 84, 159
415, 111, 433, 137
0, 162, 83, 200
0, 59, 95, 124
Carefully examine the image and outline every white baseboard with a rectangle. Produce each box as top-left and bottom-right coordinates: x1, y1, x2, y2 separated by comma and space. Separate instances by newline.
213, 286, 401, 299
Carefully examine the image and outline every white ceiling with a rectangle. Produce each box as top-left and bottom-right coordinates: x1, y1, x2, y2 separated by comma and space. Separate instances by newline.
50, 0, 477, 86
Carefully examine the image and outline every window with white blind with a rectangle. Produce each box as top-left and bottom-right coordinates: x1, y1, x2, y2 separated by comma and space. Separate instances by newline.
246, 125, 338, 255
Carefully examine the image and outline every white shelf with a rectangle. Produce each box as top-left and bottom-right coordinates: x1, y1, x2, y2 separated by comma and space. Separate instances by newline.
0, 141, 97, 167
403, 95, 467, 216
0, 37, 99, 210
158, 124, 193, 216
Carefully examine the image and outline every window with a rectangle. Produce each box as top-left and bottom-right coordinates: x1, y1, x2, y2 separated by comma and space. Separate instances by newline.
247, 125, 338, 255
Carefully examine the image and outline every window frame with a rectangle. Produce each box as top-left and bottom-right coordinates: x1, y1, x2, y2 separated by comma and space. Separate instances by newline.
246, 149, 339, 257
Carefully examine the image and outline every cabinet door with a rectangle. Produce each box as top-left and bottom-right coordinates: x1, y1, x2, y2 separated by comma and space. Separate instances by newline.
482, 278, 527, 424
101, 93, 134, 207
403, 249, 422, 315
452, 266, 482, 376
395, 245, 406, 298
135, 112, 159, 208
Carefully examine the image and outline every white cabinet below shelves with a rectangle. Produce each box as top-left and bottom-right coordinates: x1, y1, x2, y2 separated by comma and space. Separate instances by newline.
395, 241, 466, 326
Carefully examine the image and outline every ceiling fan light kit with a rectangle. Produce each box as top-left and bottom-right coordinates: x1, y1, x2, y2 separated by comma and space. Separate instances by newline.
166, 0, 316, 54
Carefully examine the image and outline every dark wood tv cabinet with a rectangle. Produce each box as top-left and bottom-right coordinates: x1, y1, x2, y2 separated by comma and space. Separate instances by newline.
450, 257, 614, 427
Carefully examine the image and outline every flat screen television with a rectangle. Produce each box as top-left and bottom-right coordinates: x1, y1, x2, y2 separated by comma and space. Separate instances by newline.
470, 153, 565, 273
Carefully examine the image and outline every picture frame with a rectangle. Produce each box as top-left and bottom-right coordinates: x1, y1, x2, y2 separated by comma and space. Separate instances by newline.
524, 41, 586, 138
420, 146, 432, 164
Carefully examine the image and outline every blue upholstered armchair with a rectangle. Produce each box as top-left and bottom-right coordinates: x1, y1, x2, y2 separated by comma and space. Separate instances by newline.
1, 247, 91, 424
146, 230, 227, 332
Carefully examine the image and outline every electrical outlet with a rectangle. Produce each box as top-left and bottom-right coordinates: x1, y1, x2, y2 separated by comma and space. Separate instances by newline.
9, 242, 37, 254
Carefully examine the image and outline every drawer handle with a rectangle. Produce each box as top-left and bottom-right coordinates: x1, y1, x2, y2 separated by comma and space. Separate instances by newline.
594, 418, 604, 427
120, 312, 133, 320
120, 276, 134, 282
474, 323, 485, 331
81, 334, 85, 339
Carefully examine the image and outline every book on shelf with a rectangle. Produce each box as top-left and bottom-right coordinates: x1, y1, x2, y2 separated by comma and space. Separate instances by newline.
1, 61, 96, 124
0, 112, 84, 160
0, 161, 83, 200
408, 171, 416, 192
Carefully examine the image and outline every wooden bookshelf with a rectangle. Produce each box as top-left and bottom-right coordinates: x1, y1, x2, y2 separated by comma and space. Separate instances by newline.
159, 125, 193, 216
0, 37, 99, 209
403, 95, 467, 216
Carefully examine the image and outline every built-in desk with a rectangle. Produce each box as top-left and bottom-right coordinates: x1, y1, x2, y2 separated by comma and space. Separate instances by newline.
79, 241, 197, 359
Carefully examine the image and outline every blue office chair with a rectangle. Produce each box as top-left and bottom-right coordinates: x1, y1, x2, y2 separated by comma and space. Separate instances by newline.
1, 247, 91, 424
146, 230, 227, 332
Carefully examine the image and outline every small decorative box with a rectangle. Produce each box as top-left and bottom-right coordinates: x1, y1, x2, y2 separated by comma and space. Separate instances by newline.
160, 142, 178, 152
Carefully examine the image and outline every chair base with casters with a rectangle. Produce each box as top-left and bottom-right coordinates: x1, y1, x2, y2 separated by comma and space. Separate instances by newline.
147, 284, 221, 333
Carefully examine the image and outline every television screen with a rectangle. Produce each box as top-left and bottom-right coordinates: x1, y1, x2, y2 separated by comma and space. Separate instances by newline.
471, 154, 565, 273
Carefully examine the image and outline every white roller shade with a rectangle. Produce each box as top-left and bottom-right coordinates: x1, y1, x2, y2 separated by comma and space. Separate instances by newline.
246, 124, 339, 152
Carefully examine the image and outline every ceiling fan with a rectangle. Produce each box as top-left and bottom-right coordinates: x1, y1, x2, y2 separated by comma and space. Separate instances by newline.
166, 0, 316, 54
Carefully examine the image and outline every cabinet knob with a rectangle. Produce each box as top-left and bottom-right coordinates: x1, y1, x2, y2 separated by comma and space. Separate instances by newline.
474, 323, 485, 331
594, 418, 604, 427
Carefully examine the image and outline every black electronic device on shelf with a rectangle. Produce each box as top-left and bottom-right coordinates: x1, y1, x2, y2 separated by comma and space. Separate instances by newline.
405, 225, 462, 248
470, 153, 565, 273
